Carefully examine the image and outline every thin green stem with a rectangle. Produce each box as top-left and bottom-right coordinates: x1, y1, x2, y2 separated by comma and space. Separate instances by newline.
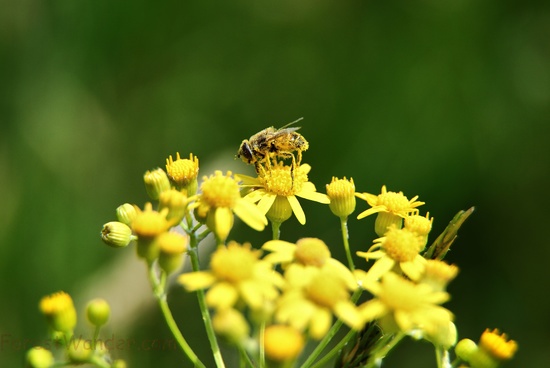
189, 234, 226, 368
300, 289, 363, 368
309, 328, 356, 368
363, 331, 406, 368
340, 217, 355, 271
259, 320, 266, 368
91, 325, 101, 351
271, 221, 281, 240
147, 264, 205, 368
435, 346, 443, 368
238, 344, 256, 368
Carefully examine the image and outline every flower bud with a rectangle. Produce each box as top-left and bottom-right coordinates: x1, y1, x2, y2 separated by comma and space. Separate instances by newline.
144, 168, 171, 200
159, 189, 188, 224
116, 203, 138, 225
165, 153, 199, 195
67, 338, 92, 364
26, 346, 54, 368
212, 308, 250, 345
86, 298, 110, 327
101, 221, 134, 248
39, 291, 77, 334
326, 177, 356, 218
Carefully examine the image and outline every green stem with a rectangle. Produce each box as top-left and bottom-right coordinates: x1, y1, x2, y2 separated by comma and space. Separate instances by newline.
300, 289, 362, 368
259, 320, 266, 368
271, 221, 281, 240
309, 328, 356, 368
238, 344, 256, 368
91, 325, 101, 351
147, 264, 205, 368
363, 331, 406, 368
340, 217, 355, 271
189, 234, 226, 368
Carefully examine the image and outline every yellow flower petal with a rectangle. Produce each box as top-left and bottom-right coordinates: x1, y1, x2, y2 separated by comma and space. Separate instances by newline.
178, 271, 217, 291
359, 299, 388, 322
233, 198, 268, 231
206, 282, 239, 309
362, 256, 396, 281
334, 301, 363, 330
309, 307, 332, 339
295, 189, 330, 204
257, 192, 277, 214
287, 195, 306, 225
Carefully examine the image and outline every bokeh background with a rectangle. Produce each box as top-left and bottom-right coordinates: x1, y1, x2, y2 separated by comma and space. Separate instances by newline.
1, 0, 549, 367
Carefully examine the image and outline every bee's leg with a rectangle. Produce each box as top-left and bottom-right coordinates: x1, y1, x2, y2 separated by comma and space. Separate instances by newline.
296, 150, 303, 166
290, 153, 297, 189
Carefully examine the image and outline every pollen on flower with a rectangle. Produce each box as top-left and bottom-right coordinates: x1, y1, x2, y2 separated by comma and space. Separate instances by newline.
381, 226, 425, 263
200, 171, 241, 209
479, 328, 518, 361
165, 153, 199, 189
210, 242, 261, 283
259, 160, 306, 196
405, 213, 433, 237
294, 238, 331, 267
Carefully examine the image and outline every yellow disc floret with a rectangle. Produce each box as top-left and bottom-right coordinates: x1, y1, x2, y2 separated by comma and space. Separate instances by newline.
210, 242, 260, 283
294, 238, 331, 267
264, 325, 305, 362
200, 171, 241, 209
479, 328, 518, 361
166, 153, 199, 194
381, 226, 424, 263
259, 161, 306, 197
39, 291, 77, 333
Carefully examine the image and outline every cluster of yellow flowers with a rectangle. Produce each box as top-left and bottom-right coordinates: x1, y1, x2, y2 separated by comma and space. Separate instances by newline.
29, 130, 517, 368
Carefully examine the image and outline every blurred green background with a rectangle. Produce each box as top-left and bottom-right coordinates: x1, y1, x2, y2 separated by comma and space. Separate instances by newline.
1, 0, 549, 367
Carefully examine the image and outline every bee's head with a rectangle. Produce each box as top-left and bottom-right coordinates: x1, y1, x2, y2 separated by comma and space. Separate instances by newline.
237, 140, 255, 164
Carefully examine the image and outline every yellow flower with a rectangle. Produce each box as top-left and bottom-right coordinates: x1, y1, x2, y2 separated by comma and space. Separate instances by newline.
455, 329, 517, 368
39, 291, 77, 333
264, 325, 305, 363
357, 272, 453, 337
26, 347, 54, 368
178, 241, 283, 311
275, 266, 362, 339
262, 238, 357, 290
356, 185, 425, 236
194, 171, 267, 242
157, 231, 188, 275
239, 162, 329, 225
131, 203, 173, 262
418, 260, 459, 292
356, 225, 427, 281
326, 176, 356, 218
165, 153, 199, 195
212, 308, 250, 345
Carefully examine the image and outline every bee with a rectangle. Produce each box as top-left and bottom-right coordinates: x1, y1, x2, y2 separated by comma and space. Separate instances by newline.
237, 118, 309, 174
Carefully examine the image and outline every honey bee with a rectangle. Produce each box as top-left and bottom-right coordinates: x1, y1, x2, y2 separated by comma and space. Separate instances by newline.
237, 118, 309, 173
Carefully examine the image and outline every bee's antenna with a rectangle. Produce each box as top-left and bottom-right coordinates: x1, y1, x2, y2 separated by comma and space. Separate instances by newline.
280, 117, 304, 129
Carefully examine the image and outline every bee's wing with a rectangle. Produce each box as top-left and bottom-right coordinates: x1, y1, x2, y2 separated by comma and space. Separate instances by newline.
278, 117, 304, 130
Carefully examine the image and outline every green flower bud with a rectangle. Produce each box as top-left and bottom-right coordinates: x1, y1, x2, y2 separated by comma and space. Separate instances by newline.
86, 298, 110, 327
67, 338, 92, 364
326, 177, 356, 219
101, 221, 134, 248
26, 346, 54, 368
144, 168, 171, 200
157, 232, 188, 275
116, 203, 137, 225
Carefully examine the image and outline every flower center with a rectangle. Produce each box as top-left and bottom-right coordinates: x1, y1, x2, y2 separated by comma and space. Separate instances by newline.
166, 153, 199, 185
200, 171, 240, 208
294, 238, 331, 267
382, 227, 423, 263
305, 272, 348, 309
259, 161, 306, 196
210, 242, 259, 283
378, 191, 412, 214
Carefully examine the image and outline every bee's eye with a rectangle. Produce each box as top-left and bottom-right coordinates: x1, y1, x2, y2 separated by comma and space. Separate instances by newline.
239, 142, 254, 162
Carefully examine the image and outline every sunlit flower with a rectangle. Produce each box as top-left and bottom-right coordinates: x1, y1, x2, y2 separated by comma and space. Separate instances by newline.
356, 225, 427, 281
178, 241, 283, 311
165, 153, 199, 195
356, 185, 424, 236
194, 171, 267, 242
238, 162, 329, 225
357, 272, 453, 337
275, 266, 362, 339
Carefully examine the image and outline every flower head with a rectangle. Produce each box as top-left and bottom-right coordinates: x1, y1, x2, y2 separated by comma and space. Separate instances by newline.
326, 176, 356, 218
356, 185, 425, 236
195, 171, 267, 242
178, 241, 283, 311
239, 162, 329, 225
165, 153, 199, 194
455, 329, 517, 368
39, 291, 77, 333
275, 266, 363, 339
358, 272, 453, 337
356, 225, 427, 281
